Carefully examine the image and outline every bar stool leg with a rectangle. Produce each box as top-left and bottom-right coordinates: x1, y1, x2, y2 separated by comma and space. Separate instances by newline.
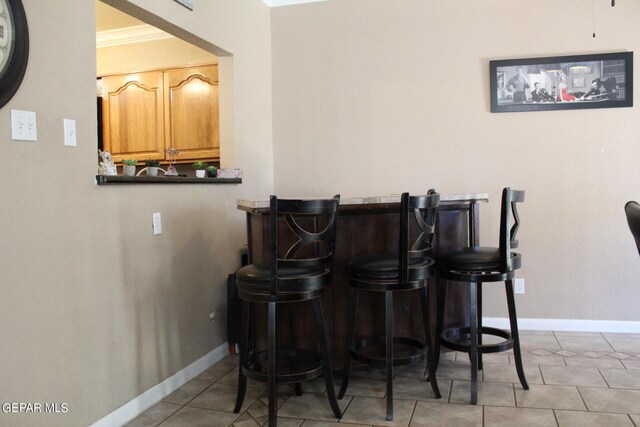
234, 301, 250, 413
385, 291, 394, 421
434, 279, 448, 369
268, 302, 277, 426
505, 279, 529, 390
312, 297, 343, 419
477, 282, 483, 371
419, 286, 441, 398
289, 304, 303, 396
469, 282, 479, 405
339, 287, 359, 399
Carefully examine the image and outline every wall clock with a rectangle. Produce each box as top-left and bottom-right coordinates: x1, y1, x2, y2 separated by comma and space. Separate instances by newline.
0, 0, 29, 108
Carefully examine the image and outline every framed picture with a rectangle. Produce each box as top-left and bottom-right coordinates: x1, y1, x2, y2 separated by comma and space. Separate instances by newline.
490, 52, 633, 113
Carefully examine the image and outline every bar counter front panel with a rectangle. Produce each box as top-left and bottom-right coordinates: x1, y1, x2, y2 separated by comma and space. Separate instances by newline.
237, 194, 488, 365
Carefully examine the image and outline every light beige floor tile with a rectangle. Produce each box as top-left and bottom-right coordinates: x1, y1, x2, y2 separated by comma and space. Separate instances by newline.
391, 375, 448, 401
195, 361, 237, 382
622, 359, 640, 369
603, 333, 640, 340
555, 410, 634, 427
482, 363, 543, 385
515, 384, 585, 410
187, 382, 262, 413
336, 374, 387, 397
519, 335, 561, 351
479, 353, 511, 365
394, 361, 426, 378
564, 357, 624, 369
217, 367, 267, 389
555, 336, 614, 353
579, 387, 640, 413
162, 380, 211, 405
125, 402, 182, 427
278, 392, 348, 422
520, 330, 555, 336
484, 406, 556, 427
438, 351, 458, 362
434, 361, 480, 381
301, 421, 371, 427
410, 400, 482, 427
253, 417, 303, 427
540, 366, 607, 387
232, 412, 260, 427
607, 338, 640, 355
599, 368, 640, 389
449, 381, 515, 406
339, 395, 414, 427
519, 353, 567, 366
630, 414, 640, 424
158, 406, 239, 427
554, 331, 603, 338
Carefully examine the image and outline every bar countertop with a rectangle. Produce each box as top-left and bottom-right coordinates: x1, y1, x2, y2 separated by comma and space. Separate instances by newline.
237, 192, 489, 211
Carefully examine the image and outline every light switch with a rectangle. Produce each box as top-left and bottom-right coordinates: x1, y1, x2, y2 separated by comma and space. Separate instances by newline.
153, 212, 162, 235
63, 119, 77, 147
11, 109, 37, 141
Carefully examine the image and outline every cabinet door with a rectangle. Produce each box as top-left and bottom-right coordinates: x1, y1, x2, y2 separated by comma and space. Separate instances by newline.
101, 71, 165, 162
164, 65, 220, 161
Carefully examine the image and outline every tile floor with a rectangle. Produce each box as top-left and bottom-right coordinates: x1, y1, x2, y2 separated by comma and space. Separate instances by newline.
127, 331, 640, 427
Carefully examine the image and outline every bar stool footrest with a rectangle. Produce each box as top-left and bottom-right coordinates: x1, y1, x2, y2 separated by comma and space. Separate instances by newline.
440, 327, 514, 354
350, 335, 426, 366
242, 348, 324, 384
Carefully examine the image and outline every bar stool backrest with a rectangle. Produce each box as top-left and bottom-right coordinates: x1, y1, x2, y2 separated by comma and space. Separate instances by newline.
499, 188, 525, 272
400, 191, 440, 283
269, 195, 340, 295
625, 201, 640, 256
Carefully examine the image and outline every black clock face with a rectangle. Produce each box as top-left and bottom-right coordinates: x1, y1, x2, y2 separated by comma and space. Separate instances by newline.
0, 0, 28, 108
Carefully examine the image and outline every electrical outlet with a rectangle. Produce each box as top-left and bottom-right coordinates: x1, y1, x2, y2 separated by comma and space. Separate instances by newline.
152, 212, 162, 235
514, 278, 525, 294
11, 109, 37, 141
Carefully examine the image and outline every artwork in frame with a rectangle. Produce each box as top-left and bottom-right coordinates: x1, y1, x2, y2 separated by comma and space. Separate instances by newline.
490, 52, 633, 113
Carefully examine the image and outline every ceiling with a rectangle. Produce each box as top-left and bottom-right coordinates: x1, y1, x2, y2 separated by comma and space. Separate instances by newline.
96, 1, 144, 31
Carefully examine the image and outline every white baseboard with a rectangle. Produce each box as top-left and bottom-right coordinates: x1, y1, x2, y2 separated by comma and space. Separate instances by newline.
90, 342, 229, 427
483, 318, 640, 333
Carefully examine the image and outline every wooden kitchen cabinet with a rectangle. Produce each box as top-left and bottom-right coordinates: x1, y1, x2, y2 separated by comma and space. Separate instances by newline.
100, 64, 219, 163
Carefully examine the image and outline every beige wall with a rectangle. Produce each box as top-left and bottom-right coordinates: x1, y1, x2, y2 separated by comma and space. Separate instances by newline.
0, 0, 272, 426
271, 0, 640, 320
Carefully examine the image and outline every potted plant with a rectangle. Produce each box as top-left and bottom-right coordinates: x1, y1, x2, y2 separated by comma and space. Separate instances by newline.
145, 159, 161, 176
122, 159, 137, 176
193, 161, 208, 178
206, 165, 218, 178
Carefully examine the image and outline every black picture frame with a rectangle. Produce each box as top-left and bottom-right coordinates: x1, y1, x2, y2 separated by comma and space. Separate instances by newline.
0, 0, 29, 109
490, 52, 633, 113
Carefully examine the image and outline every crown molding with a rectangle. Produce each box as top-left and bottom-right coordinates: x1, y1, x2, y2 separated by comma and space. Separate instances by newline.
96, 25, 174, 48
262, 0, 327, 6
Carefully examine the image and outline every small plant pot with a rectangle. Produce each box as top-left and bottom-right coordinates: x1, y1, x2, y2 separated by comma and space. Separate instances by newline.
147, 167, 159, 177
123, 165, 136, 176
196, 170, 206, 178
207, 169, 218, 178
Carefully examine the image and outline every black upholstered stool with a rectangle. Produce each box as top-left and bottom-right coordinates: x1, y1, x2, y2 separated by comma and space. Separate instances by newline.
234, 196, 342, 427
435, 187, 528, 405
338, 192, 441, 421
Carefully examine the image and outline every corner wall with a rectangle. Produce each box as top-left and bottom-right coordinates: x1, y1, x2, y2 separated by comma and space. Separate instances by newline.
0, 0, 273, 425
270, 0, 640, 321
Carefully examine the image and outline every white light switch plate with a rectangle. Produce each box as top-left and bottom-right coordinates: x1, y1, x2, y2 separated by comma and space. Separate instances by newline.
152, 213, 162, 235
11, 109, 38, 141
63, 119, 77, 147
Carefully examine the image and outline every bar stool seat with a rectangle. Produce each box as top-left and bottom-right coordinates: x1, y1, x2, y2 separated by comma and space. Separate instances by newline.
348, 252, 433, 281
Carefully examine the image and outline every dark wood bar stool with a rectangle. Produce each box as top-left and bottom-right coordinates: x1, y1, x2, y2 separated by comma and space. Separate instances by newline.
625, 201, 640, 255
233, 195, 342, 426
338, 192, 441, 421
435, 187, 528, 405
